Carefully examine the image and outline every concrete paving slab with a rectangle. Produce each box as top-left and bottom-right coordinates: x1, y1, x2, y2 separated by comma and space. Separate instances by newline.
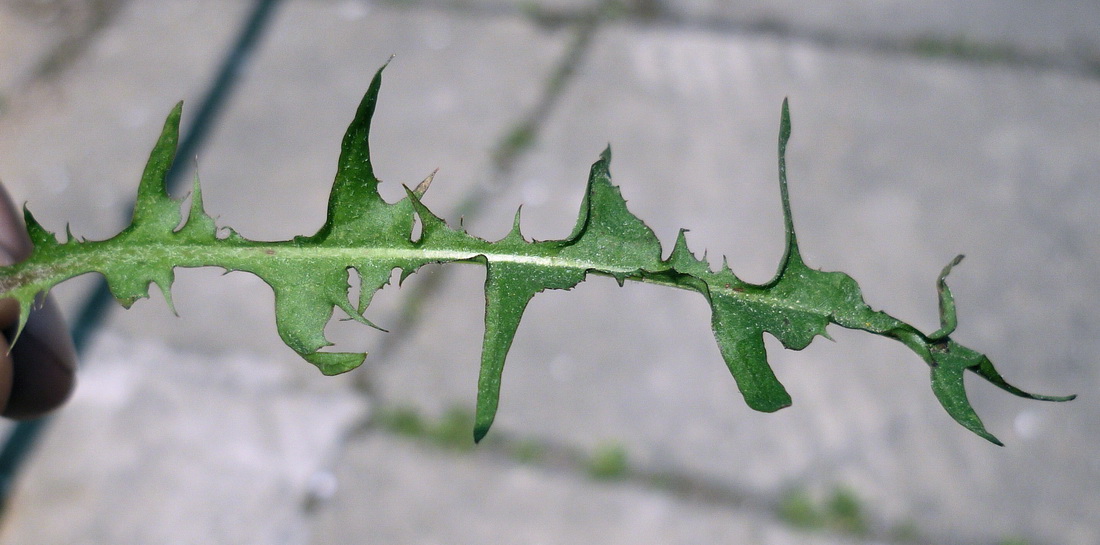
0, 0, 252, 226
665, 0, 1100, 68
0, 0, 126, 97
0, 332, 366, 545
0, 1, 59, 96
436, 0, 1100, 74
309, 433, 863, 545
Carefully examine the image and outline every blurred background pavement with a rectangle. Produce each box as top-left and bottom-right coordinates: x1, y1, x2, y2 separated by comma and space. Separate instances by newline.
0, 1, 1098, 543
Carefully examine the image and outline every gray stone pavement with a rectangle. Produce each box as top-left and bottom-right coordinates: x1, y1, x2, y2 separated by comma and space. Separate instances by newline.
0, 0, 1097, 543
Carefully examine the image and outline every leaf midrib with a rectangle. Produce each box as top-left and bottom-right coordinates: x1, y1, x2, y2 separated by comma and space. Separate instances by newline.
15, 238, 846, 322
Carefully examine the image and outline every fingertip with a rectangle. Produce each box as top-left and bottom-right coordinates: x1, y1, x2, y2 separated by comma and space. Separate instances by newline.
2, 295, 76, 419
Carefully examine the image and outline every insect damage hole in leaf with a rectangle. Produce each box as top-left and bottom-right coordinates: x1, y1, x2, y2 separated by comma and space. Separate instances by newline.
0, 63, 1074, 446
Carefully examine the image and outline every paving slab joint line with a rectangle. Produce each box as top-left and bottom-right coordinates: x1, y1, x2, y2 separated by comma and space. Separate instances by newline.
338, 411, 954, 545
6, 0, 131, 90
375, 0, 1100, 79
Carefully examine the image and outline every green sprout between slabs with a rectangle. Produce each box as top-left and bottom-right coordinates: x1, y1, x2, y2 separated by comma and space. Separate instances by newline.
0, 64, 1074, 445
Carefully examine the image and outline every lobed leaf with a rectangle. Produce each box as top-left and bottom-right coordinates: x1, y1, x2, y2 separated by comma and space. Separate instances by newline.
0, 65, 1073, 445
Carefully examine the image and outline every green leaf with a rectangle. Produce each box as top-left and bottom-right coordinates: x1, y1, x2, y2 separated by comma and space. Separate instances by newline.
0, 65, 1073, 445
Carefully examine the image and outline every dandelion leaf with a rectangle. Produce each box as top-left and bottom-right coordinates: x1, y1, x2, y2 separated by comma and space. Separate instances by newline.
0, 65, 1073, 445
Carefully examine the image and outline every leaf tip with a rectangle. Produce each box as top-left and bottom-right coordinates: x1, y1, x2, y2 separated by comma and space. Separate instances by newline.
937, 254, 965, 288
21, 205, 57, 248
307, 351, 368, 376
779, 97, 791, 145
971, 354, 1078, 403
930, 361, 1006, 445
749, 394, 793, 413
7, 298, 34, 349
473, 422, 491, 444
772, 97, 803, 275
157, 280, 178, 317
505, 206, 525, 242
